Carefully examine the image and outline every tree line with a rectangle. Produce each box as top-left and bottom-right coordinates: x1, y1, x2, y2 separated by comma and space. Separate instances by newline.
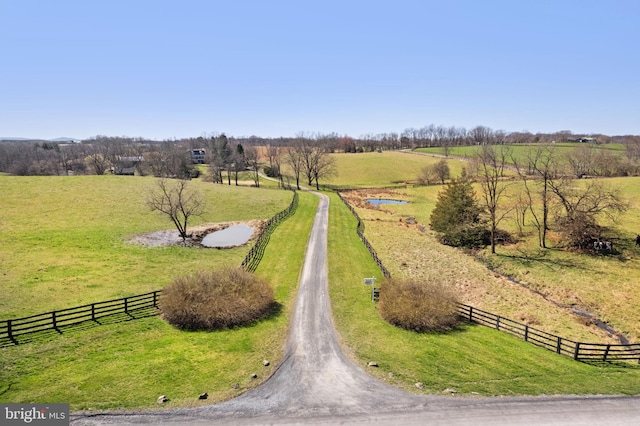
2, 126, 640, 181
427, 143, 630, 254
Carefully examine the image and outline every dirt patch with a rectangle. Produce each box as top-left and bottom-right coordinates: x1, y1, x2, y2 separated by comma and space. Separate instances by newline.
127, 220, 266, 248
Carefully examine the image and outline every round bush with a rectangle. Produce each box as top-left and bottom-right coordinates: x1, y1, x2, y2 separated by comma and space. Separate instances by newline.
159, 266, 275, 330
378, 277, 460, 332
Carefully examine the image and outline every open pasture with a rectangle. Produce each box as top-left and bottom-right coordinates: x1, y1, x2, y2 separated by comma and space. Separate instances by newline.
328, 192, 640, 397
415, 143, 629, 167
0, 176, 318, 409
335, 172, 640, 344
321, 151, 467, 188
0, 175, 292, 317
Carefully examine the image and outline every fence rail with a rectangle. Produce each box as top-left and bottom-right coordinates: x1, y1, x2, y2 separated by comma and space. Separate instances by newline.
241, 190, 298, 273
457, 303, 640, 363
0, 291, 161, 344
337, 191, 390, 278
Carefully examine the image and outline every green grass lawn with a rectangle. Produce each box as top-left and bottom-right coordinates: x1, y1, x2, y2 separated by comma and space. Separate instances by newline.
0, 175, 292, 317
0, 181, 319, 410
321, 151, 468, 188
328, 192, 640, 396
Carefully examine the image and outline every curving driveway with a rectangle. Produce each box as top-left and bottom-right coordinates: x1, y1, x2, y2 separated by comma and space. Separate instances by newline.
72, 192, 640, 425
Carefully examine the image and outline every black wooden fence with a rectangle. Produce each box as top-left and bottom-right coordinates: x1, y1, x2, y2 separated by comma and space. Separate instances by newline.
337, 191, 391, 278
241, 190, 298, 272
0, 291, 161, 345
457, 304, 640, 363
0, 190, 298, 345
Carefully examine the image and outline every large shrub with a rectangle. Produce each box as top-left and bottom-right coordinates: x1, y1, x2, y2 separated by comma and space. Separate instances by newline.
378, 277, 460, 332
160, 266, 275, 330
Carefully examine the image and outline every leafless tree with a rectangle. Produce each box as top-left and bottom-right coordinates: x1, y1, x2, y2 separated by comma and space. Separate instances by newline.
475, 144, 514, 253
244, 145, 260, 188
512, 144, 559, 248
565, 144, 596, 178
547, 178, 628, 249
146, 179, 205, 243
283, 145, 303, 189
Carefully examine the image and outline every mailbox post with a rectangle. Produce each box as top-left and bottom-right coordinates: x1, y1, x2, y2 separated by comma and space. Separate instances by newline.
364, 277, 377, 302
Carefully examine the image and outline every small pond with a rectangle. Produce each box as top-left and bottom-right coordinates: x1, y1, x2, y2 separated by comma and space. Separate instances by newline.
201, 225, 254, 248
366, 199, 408, 206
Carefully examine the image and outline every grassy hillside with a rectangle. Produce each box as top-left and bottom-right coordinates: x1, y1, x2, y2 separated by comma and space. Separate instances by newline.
339, 185, 640, 343
0, 175, 292, 317
0, 178, 318, 409
328, 192, 640, 396
415, 143, 628, 165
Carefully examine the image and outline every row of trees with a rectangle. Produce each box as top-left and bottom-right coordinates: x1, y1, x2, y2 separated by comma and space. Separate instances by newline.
3, 126, 640, 177
429, 144, 629, 253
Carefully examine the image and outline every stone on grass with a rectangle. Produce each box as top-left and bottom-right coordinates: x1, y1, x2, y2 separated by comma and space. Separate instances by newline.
367, 361, 378, 367
198, 393, 208, 400
157, 395, 169, 404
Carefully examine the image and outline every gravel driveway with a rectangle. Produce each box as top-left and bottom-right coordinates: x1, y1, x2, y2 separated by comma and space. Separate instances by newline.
72, 192, 640, 425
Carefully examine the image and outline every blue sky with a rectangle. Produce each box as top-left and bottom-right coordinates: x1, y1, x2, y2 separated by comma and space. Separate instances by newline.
1, 0, 639, 140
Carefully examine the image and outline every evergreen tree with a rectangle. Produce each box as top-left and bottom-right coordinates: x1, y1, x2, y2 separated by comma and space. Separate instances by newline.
430, 171, 487, 247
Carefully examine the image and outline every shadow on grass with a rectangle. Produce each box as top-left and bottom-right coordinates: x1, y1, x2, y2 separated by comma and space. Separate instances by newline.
0, 307, 160, 348
493, 249, 587, 272
165, 301, 284, 332
580, 360, 640, 369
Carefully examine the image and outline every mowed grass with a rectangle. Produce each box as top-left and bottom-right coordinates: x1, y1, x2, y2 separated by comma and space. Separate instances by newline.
328, 192, 640, 396
0, 175, 292, 317
0, 182, 319, 410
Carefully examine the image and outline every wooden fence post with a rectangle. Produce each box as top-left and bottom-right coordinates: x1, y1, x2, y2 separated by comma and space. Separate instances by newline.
524, 325, 529, 342
603, 344, 611, 362
496, 316, 501, 331
574, 342, 581, 360
153, 292, 157, 308
52, 311, 58, 330
91, 304, 96, 322
556, 337, 562, 354
124, 298, 128, 314
7, 320, 13, 341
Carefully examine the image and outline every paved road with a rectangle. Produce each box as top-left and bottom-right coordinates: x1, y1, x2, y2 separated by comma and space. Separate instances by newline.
72, 192, 640, 425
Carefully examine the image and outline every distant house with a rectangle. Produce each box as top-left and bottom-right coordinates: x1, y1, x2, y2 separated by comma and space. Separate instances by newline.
190, 149, 206, 164
113, 156, 144, 175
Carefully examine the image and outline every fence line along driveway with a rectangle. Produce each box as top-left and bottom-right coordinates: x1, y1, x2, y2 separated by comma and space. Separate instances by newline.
72, 191, 640, 425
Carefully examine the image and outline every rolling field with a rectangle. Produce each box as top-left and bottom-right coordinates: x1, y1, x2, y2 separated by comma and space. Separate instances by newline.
322, 151, 468, 188
0, 175, 291, 317
328, 192, 640, 396
0, 175, 319, 409
414, 143, 628, 166
2, 149, 640, 410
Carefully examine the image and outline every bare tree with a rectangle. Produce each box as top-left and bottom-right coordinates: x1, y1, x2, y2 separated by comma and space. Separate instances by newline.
547, 178, 628, 249
284, 145, 303, 189
475, 144, 514, 253
513, 144, 559, 248
244, 145, 260, 188
146, 179, 205, 243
